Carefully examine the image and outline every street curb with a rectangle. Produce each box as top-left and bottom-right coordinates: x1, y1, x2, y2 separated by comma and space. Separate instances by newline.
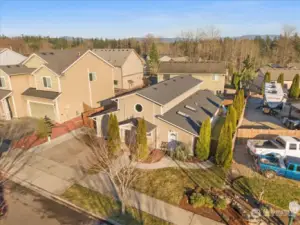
8, 175, 122, 225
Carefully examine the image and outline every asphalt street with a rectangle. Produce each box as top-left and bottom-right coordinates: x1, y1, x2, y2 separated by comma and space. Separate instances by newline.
0, 181, 108, 225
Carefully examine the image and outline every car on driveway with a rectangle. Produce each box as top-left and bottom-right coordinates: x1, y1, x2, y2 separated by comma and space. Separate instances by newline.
256, 153, 300, 180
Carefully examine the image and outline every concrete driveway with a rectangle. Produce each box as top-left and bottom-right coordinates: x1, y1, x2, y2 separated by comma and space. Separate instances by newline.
241, 96, 286, 129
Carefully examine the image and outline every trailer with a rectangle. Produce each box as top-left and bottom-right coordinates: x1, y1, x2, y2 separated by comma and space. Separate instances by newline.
263, 81, 287, 114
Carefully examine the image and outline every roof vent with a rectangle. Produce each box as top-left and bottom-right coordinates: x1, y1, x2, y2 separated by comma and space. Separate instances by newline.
50, 52, 54, 55
185, 105, 196, 112
173, 79, 176, 82
164, 83, 167, 86
153, 87, 157, 90
177, 111, 189, 118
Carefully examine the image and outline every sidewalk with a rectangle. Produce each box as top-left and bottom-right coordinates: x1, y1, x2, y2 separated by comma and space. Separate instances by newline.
136, 157, 213, 170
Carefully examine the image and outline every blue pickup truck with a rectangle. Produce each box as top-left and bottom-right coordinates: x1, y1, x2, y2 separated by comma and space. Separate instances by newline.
256, 153, 300, 180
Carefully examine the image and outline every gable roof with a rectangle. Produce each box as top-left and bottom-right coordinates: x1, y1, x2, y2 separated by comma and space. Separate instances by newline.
36, 49, 88, 74
158, 61, 227, 74
137, 75, 202, 105
92, 49, 136, 67
119, 117, 156, 133
259, 67, 300, 81
0, 65, 35, 75
158, 90, 222, 136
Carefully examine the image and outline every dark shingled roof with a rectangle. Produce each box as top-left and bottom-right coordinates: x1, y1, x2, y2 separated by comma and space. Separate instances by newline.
137, 75, 201, 105
0, 65, 35, 75
0, 89, 11, 100
158, 90, 222, 135
22, 88, 60, 100
36, 49, 88, 74
158, 61, 227, 74
119, 117, 156, 133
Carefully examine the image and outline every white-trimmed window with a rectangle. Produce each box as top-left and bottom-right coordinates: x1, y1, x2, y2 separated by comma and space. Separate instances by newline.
134, 103, 143, 113
114, 80, 118, 86
212, 74, 219, 81
42, 77, 52, 88
0, 77, 5, 88
89, 72, 97, 81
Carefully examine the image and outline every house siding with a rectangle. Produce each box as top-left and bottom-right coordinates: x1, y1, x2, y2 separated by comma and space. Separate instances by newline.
58, 51, 114, 122
156, 118, 195, 154
157, 73, 226, 94
33, 67, 60, 92
23, 55, 45, 68
10, 74, 33, 117
115, 94, 161, 124
121, 52, 144, 89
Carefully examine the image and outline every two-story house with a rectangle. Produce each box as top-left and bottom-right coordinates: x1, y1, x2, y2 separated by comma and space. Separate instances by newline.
0, 49, 115, 122
157, 61, 227, 94
90, 75, 222, 154
92, 49, 144, 90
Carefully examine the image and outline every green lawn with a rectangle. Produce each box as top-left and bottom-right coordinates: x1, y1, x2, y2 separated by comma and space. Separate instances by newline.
131, 167, 225, 206
62, 184, 173, 225
211, 117, 226, 140
233, 176, 300, 209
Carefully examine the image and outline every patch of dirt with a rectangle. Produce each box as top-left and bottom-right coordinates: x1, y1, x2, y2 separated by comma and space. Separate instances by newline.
142, 149, 165, 163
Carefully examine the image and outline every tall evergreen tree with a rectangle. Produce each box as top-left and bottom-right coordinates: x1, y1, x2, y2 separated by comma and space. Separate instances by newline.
149, 42, 159, 64
215, 120, 233, 169
227, 105, 237, 133
289, 74, 300, 99
107, 114, 120, 155
195, 118, 211, 160
277, 73, 284, 87
261, 72, 271, 94
136, 118, 148, 160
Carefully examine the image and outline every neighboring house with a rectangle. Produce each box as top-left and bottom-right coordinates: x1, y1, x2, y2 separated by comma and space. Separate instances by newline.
0, 48, 27, 66
157, 62, 227, 94
93, 49, 144, 90
90, 75, 222, 154
159, 55, 172, 62
0, 49, 115, 122
254, 67, 300, 90
158, 55, 189, 62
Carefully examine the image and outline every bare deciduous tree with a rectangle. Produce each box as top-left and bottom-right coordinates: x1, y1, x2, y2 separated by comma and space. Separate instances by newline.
80, 128, 138, 214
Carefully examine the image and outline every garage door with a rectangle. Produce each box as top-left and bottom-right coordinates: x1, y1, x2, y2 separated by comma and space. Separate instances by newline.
29, 102, 56, 121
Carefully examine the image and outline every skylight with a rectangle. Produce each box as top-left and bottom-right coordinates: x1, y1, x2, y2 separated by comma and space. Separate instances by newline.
185, 105, 196, 112
177, 111, 189, 117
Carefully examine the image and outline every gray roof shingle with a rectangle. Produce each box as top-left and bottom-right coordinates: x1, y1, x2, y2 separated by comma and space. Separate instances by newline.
0, 89, 11, 100
119, 117, 156, 133
137, 75, 202, 105
92, 49, 133, 67
158, 90, 222, 135
36, 49, 88, 74
158, 61, 227, 74
0, 65, 35, 75
22, 88, 60, 100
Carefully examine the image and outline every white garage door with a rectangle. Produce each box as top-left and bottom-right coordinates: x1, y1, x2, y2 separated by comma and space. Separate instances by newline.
29, 102, 56, 121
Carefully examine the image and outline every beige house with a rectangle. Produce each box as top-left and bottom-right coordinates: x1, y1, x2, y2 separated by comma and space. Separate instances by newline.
157, 62, 227, 94
91, 75, 222, 154
0, 49, 115, 122
93, 49, 144, 90
254, 67, 300, 91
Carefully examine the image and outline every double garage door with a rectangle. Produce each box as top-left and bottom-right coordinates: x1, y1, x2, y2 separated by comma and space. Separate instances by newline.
29, 102, 56, 121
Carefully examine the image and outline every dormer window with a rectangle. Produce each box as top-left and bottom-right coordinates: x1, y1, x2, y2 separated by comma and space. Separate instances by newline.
42, 77, 52, 88
0, 77, 5, 88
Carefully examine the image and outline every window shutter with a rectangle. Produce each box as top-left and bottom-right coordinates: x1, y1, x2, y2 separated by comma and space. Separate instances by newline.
89, 73, 93, 81
0, 78, 3, 87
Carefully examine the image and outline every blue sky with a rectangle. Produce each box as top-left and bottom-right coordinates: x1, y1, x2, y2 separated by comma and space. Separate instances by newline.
0, 0, 300, 38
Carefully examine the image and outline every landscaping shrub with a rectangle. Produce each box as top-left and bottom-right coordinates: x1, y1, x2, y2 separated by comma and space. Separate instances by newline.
215, 197, 227, 210
168, 142, 190, 161
190, 193, 206, 208
189, 193, 214, 208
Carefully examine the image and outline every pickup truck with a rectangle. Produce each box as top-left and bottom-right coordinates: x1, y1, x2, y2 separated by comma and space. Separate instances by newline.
256, 153, 300, 180
247, 135, 300, 157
